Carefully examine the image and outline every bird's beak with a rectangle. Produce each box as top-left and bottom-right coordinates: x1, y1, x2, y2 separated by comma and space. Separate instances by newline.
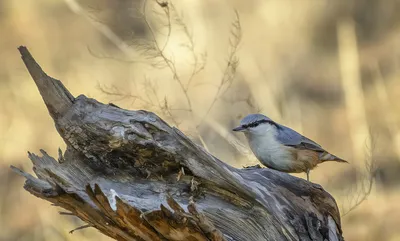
232, 126, 246, 132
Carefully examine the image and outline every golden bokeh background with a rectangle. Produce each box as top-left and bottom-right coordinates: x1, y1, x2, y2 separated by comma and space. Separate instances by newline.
1, 0, 400, 240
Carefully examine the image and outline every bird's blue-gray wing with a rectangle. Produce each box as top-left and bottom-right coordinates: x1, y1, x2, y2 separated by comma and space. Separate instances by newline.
276, 124, 325, 152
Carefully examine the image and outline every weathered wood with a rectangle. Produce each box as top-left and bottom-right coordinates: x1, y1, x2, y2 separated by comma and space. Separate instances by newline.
11, 46, 344, 241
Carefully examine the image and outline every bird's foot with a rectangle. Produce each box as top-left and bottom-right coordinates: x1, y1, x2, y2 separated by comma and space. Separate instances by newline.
243, 164, 262, 169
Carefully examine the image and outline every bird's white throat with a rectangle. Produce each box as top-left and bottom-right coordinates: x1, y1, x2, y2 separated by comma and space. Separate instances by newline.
244, 124, 294, 171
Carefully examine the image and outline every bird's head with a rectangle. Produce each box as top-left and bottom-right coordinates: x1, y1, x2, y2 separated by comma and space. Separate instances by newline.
232, 114, 279, 136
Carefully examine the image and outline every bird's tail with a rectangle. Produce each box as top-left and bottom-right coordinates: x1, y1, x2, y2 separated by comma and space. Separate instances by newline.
320, 152, 348, 163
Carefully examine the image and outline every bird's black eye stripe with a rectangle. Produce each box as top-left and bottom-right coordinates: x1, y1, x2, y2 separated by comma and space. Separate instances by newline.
243, 119, 271, 128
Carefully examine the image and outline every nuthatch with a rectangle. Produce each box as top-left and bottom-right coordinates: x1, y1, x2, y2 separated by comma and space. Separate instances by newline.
233, 114, 347, 181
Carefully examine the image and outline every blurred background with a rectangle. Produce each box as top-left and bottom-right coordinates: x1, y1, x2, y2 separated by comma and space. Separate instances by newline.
1, 0, 400, 240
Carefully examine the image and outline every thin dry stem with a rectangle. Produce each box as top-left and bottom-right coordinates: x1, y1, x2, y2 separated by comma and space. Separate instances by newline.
341, 132, 377, 217
198, 10, 241, 127
97, 84, 154, 107
142, 0, 193, 113
168, 2, 206, 91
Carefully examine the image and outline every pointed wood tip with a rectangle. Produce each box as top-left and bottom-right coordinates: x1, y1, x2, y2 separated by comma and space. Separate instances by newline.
18, 46, 75, 119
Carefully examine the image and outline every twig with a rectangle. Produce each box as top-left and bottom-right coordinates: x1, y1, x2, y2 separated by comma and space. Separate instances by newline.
141, 0, 213, 151
142, 0, 193, 113
59, 211, 75, 216
145, 77, 181, 127
69, 224, 92, 234
198, 10, 241, 127
341, 132, 377, 216
97, 84, 154, 107
168, 2, 206, 91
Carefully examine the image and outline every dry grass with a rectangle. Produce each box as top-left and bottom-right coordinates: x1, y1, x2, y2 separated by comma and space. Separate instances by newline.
1, 0, 400, 240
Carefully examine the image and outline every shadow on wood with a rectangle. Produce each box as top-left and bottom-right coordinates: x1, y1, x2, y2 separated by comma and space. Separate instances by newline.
11, 46, 344, 241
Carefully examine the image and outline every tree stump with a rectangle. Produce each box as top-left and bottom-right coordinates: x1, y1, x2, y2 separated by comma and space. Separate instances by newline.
11, 46, 344, 241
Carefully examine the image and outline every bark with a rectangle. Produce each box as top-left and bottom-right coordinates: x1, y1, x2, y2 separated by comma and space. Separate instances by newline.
11, 46, 344, 241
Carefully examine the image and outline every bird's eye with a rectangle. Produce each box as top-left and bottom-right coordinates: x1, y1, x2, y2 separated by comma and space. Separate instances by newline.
248, 122, 259, 128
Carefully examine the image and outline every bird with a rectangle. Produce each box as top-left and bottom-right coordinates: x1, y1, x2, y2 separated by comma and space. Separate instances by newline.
232, 114, 347, 181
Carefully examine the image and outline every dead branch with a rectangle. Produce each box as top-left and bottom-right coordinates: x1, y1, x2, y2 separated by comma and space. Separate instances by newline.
12, 46, 344, 241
